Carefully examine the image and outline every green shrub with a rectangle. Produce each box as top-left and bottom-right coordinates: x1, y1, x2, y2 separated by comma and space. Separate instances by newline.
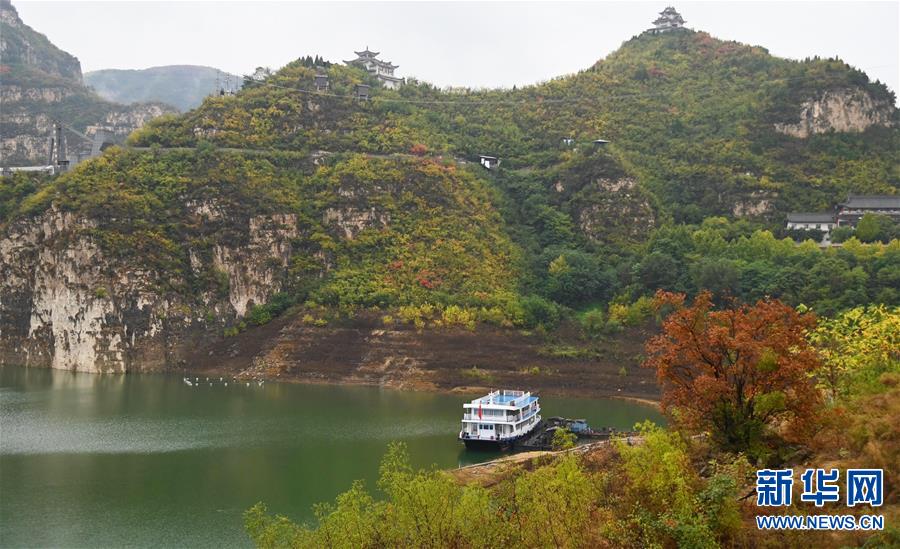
609, 295, 654, 327
520, 295, 560, 329
247, 305, 273, 326
551, 427, 577, 450
580, 308, 606, 336
462, 366, 495, 383
441, 305, 476, 330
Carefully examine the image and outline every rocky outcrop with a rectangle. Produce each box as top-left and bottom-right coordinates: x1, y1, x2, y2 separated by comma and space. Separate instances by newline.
574, 177, 657, 243
1, 209, 175, 372
213, 214, 298, 316
732, 192, 775, 217
85, 103, 172, 138
0, 85, 76, 103
775, 88, 895, 138
0, 207, 299, 373
323, 207, 390, 239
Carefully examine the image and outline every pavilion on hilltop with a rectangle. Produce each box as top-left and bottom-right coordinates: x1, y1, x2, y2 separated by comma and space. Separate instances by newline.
344, 48, 404, 89
648, 7, 687, 34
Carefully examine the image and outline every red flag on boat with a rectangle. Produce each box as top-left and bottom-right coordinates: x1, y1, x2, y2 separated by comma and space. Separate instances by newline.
478, 402, 482, 420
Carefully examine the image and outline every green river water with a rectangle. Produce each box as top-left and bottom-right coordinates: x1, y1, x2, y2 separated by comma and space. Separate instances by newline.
0, 364, 662, 547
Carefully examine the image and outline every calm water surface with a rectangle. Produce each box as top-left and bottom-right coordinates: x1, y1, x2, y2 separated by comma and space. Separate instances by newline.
0, 365, 662, 547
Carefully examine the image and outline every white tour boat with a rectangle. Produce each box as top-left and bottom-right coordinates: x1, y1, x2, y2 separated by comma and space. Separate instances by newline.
458, 389, 541, 449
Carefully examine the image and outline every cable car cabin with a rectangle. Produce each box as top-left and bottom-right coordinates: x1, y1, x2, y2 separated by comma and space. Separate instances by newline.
479, 155, 499, 170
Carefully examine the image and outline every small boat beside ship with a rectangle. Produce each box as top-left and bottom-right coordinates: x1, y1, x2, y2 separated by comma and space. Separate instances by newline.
458, 389, 541, 449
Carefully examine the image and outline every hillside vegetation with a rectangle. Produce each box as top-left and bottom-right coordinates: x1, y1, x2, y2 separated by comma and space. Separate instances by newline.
6, 28, 897, 329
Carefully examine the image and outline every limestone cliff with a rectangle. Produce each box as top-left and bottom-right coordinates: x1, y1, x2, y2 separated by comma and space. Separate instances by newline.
0, 206, 300, 372
774, 88, 895, 138
573, 177, 657, 243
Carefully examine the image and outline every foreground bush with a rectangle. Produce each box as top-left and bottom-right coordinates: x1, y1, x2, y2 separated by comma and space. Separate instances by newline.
245, 431, 744, 548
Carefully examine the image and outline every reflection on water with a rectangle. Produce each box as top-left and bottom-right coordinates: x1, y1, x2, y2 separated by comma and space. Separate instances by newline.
0, 365, 662, 547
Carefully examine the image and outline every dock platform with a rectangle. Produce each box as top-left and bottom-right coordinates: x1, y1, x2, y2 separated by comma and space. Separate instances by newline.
515, 417, 626, 451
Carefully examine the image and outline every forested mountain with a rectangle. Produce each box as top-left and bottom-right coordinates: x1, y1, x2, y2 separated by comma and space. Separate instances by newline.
0, 0, 173, 165
85, 65, 241, 111
1, 21, 897, 373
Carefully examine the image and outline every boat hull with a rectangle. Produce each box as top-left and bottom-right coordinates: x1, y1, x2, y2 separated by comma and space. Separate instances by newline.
460, 419, 540, 451
461, 438, 514, 451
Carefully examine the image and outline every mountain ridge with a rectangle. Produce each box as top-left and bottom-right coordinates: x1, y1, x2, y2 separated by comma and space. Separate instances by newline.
85, 65, 241, 111
1, 17, 898, 375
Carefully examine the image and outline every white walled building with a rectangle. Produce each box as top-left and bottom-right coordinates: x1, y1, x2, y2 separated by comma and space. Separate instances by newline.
786, 213, 836, 233
344, 48, 404, 89
648, 7, 687, 34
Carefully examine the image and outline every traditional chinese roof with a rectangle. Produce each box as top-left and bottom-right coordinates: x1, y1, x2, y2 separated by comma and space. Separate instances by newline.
345, 55, 398, 70
787, 213, 835, 223
355, 48, 379, 57
840, 195, 900, 209
653, 6, 685, 25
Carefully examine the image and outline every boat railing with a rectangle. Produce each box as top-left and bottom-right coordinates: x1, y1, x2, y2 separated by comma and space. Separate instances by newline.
462, 405, 540, 423
463, 413, 519, 422
473, 389, 532, 407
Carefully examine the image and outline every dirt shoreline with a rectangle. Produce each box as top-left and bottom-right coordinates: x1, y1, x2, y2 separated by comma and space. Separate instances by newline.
189, 367, 664, 404
183, 312, 662, 402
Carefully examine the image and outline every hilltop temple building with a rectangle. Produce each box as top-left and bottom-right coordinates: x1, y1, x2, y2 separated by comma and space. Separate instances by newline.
648, 7, 687, 34
344, 48, 404, 89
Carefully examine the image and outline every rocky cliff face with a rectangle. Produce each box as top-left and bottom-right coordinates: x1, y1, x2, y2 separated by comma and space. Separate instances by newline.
572, 177, 657, 243
775, 88, 895, 138
86, 103, 172, 139
0, 206, 299, 373
0, 0, 174, 165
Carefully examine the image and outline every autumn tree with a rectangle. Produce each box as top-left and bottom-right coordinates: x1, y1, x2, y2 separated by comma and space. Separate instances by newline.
644, 291, 822, 456
808, 304, 900, 400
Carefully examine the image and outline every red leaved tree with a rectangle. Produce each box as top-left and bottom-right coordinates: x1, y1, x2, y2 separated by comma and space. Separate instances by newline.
644, 290, 822, 454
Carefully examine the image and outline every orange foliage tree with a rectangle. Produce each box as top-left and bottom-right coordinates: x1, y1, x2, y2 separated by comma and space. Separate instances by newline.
644, 290, 822, 455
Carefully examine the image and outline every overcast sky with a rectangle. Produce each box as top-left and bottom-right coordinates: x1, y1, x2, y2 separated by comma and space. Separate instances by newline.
13, 1, 900, 98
